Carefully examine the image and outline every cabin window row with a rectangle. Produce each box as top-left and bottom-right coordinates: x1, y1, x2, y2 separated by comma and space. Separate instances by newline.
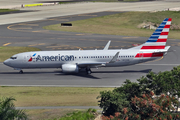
76, 55, 134, 59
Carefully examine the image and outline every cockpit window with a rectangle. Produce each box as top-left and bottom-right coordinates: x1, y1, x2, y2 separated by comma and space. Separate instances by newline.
10, 57, 17, 59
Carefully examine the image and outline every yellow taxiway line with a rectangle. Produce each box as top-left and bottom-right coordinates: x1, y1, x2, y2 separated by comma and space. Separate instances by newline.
3, 43, 11, 46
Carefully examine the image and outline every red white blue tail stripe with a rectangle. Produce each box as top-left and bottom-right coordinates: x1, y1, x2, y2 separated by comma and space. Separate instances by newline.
141, 18, 171, 50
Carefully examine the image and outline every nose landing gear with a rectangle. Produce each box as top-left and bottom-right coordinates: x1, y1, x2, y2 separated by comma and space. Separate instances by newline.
14, 68, 24, 74
19, 70, 23, 74
86, 68, 92, 74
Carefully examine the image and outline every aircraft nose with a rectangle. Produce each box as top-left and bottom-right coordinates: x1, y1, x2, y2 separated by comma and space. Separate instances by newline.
3, 59, 11, 66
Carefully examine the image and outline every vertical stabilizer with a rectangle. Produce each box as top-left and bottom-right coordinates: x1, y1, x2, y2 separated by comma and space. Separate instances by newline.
130, 18, 172, 50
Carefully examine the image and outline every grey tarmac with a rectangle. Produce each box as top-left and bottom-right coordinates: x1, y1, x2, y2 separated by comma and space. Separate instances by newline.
0, 2, 180, 87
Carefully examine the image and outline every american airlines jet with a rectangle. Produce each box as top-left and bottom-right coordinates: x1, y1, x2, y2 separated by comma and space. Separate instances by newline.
3, 18, 172, 74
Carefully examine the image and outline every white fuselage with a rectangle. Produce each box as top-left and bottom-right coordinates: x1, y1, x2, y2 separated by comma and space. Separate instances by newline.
3, 49, 159, 69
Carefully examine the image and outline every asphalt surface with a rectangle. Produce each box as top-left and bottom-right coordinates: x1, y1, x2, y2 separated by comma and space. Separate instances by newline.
0, 1, 180, 87
1, 1, 180, 25
0, 11, 180, 87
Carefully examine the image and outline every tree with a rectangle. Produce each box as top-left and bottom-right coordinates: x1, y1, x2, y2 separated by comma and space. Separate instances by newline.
101, 92, 180, 120
97, 90, 129, 116
98, 66, 180, 119
97, 80, 142, 116
138, 66, 180, 112
0, 97, 27, 120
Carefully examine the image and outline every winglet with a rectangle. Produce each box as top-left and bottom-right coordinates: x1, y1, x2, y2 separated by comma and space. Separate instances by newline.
103, 41, 111, 50
109, 52, 119, 63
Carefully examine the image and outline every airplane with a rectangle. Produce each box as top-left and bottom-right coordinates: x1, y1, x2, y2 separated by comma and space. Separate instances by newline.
3, 18, 172, 74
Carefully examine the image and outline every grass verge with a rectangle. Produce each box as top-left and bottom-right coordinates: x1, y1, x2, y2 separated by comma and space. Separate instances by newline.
0, 9, 18, 13
27, 108, 97, 120
91, 0, 119, 2
26, 109, 75, 120
0, 46, 40, 62
58, 109, 96, 120
0, 87, 113, 107
91, 0, 140, 2
43, 11, 180, 39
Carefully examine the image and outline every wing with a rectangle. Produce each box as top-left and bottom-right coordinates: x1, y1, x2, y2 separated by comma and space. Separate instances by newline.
77, 52, 119, 68
77, 62, 106, 68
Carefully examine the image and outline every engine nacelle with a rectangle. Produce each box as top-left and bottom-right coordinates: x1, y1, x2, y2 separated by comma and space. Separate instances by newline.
62, 64, 79, 73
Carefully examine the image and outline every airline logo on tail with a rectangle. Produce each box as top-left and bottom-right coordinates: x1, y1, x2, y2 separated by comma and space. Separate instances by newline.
141, 18, 171, 50
135, 18, 171, 58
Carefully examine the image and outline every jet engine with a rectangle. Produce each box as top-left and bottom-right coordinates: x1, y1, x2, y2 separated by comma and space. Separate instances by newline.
62, 64, 79, 73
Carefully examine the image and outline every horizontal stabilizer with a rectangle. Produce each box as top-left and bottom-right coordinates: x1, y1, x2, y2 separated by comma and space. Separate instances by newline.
154, 46, 171, 53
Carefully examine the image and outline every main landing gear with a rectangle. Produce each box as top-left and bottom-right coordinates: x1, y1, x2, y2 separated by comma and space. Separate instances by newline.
19, 70, 23, 74
86, 68, 92, 74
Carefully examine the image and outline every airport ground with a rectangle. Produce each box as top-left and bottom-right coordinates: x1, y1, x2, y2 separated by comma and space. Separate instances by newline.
0, 11, 180, 87
0, 0, 180, 119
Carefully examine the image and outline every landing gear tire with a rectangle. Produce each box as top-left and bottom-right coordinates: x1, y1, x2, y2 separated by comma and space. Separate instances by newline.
87, 70, 91, 74
19, 70, 23, 74
86, 68, 92, 74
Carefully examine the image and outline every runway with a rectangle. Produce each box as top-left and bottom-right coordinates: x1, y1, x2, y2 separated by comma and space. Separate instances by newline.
0, 11, 180, 87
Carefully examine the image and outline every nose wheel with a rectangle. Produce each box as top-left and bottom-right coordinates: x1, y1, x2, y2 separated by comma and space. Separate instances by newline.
19, 70, 23, 74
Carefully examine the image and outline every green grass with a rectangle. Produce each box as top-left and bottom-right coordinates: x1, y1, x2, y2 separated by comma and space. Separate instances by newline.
27, 109, 97, 120
91, 0, 139, 2
57, 109, 95, 120
0, 87, 113, 107
43, 11, 180, 39
26, 109, 75, 120
0, 46, 40, 62
123, 0, 139, 1
0, 9, 18, 13
91, 0, 119, 2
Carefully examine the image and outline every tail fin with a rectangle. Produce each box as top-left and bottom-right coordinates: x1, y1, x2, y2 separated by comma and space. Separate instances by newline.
130, 18, 172, 50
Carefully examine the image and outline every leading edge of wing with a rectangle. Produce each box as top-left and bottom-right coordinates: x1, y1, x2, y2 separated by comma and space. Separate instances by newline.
77, 62, 107, 68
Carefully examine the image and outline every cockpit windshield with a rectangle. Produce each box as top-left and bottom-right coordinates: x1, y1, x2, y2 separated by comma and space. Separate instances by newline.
10, 56, 17, 59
